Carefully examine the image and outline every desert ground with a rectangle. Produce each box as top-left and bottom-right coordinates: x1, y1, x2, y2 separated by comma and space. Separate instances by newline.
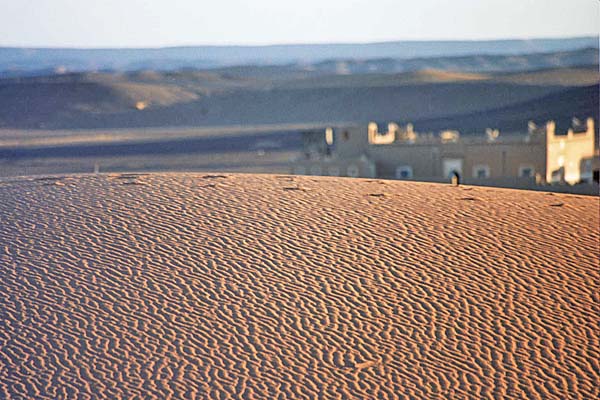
0, 124, 313, 178
0, 173, 598, 399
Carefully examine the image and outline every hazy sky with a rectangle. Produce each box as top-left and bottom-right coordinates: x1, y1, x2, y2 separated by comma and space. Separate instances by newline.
1, 0, 598, 47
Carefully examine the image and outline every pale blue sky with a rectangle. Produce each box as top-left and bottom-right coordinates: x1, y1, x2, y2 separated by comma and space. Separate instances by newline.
1, 0, 598, 47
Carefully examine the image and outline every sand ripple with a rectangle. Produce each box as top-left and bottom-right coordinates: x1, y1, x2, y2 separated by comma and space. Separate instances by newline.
0, 173, 598, 399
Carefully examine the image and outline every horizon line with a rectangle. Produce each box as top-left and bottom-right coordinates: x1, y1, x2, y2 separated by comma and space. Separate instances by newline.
0, 34, 597, 51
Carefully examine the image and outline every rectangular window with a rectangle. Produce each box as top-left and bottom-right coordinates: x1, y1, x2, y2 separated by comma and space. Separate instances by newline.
443, 159, 463, 178
310, 165, 322, 176
472, 164, 490, 179
519, 165, 535, 178
395, 166, 413, 179
328, 166, 340, 176
346, 165, 359, 177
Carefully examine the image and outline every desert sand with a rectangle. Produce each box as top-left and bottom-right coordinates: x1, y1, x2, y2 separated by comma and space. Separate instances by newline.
0, 173, 598, 399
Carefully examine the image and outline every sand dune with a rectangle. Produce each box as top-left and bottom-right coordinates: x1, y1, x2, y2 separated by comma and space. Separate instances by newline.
0, 173, 598, 399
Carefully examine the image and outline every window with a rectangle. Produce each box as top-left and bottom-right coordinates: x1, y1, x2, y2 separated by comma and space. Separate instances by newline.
518, 165, 535, 178
443, 158, 463, 178
346, 164, 359, 177
395, 165, 413, 179
328, 166, 340, 176
472, 164, 490, 179
310, 165, 322, 176
294, 166, 306, 175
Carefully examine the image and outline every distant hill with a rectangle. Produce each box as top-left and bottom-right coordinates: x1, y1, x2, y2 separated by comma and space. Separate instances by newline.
182, 48, 598, 86
0, 61, 597, 133
491, 66, 600, 86
0, 78, 571, 130
0, 37, 597, 75
274, 66, 599, 89
412, 84, 599, 136
308, 47, 599, 74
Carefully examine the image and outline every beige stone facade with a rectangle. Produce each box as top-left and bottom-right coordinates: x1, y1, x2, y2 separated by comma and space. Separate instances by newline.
293, 118, 598, 192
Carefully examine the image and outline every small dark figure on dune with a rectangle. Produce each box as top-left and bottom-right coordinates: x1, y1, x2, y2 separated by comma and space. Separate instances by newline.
451, 172, 460, 187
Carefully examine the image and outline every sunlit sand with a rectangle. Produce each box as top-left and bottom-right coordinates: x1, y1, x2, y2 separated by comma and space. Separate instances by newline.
1, 173, 598, 399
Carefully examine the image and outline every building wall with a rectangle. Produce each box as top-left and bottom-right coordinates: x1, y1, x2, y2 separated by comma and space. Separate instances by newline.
367, 136, 546, 181
332, 126, 370, 159
293, 119, 597, 192
462, 141, 546, 180
292, 157, 376, 179
368, 144, 442, 178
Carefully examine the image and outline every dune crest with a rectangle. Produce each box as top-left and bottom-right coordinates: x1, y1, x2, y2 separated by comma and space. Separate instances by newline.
1, 173, 598, 399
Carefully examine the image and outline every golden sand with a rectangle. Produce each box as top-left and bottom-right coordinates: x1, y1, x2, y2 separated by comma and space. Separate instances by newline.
0, 173, 598, 399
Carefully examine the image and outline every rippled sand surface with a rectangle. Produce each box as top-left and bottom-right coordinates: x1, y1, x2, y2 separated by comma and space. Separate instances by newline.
1, 173, 598, 399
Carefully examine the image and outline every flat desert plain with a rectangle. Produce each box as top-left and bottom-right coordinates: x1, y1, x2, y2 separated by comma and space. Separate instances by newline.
0, 173, 598, 399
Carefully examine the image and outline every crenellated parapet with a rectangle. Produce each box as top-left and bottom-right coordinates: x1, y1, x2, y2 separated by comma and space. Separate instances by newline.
368, 121, 420, 144
546, 118, 594, 141
368, 122, 397, 144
